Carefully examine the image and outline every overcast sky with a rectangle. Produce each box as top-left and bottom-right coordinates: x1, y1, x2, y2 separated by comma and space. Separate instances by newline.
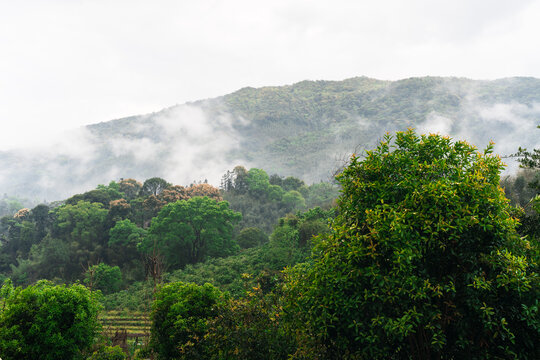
1, 0, 539, 150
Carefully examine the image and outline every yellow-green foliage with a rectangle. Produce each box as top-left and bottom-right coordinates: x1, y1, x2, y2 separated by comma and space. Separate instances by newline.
284, 130, 539, 359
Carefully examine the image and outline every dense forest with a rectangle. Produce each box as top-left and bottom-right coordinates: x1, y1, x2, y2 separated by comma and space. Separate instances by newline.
0, 128, 538, 359
0, 165, 338, 288
1, 76, 539, 202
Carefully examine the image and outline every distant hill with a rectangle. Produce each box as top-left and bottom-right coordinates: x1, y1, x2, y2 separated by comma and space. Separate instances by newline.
1, 76, 539, 201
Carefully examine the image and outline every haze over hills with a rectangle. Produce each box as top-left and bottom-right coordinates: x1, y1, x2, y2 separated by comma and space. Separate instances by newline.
1, 76, 539, 202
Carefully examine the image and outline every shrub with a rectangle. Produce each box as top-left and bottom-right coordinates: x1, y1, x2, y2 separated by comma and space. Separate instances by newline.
0, 280, 101, 360
148, 282, 226, 359
204, 285, 296, 360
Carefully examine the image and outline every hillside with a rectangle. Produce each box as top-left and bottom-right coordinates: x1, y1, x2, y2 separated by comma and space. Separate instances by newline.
1, 76, 539, 201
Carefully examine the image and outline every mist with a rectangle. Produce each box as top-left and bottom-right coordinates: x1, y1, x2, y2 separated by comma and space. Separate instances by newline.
418, 83, 540, 173
0, 76, 538, 203
0, 101, 249, 202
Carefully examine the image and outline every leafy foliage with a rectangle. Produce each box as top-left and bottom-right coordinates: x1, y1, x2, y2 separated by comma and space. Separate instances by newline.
204, 283, 296, 360
141, 196, 242, 269
84, 263, 123, 294
285, 130, 539, 359
53, 200, 109, 280
0, 280, 101, 360
237, 227, 268, 249
140, 177, 171, 197
148, 282, 226, 359
516, 125, 540, 172
87, 345, 127, 360
222, 166, 330, 233
167, 207, 334, 297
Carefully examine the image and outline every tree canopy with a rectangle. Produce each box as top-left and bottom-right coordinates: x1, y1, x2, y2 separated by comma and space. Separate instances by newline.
149, 282, 226, 359
141, 197, 242, 269
285, 130, 539, 359
0, 280, 101, 360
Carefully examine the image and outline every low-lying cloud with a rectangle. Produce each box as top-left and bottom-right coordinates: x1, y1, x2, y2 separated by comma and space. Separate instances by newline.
418, 100, 540, 173
0, 102, 249, 202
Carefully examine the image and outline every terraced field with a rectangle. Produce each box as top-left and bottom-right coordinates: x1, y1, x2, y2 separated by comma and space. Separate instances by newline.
100, 310, 151, 338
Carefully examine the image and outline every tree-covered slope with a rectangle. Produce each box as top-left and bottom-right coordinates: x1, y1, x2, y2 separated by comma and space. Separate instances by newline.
1, 76, 539, 201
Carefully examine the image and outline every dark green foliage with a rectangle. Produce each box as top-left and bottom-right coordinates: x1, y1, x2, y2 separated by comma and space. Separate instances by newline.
304, 182, 339, 209
141, 197, 242, 269
501, 170, 538, 207
0, 280, 101, 360
66, 181, 124, 208
502, 170, 540, 240
84, 263, 123, 294
107, 219, 146, 282
282, 176, 305, 191
10, 235, 70, 284
140, 177, 171, 197
108, 219, 145, 248
0, 167, 338, 316
204, 286, 296, 360
264, 208, 333, 269
298, 217, 329, 247
167, 248, 267, 297
285, 130, 539, 359
168, 208, 334, 298
269, 173, 284, 187
148, 282, 226, 359
7, 219, 36, 260
30, 203, 52, 243
231, 165, 249, 194
223, 167, 312, 234
513, 125, 540, 240
237, 227, 268, 248
53, 200, 109, 280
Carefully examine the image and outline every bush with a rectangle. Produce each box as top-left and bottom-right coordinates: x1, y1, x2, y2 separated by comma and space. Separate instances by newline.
85, 263, 123, 294
148, 282, 226, 359
87, 345, 126, 360
0, 280, 101, 360
204, 286, 296, 360
285, 130, 539, 359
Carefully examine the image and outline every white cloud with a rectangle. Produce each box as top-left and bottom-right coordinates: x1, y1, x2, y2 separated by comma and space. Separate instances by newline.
0, 1, 539, 150
418, 114, 454, 135
418, 99, 540, 173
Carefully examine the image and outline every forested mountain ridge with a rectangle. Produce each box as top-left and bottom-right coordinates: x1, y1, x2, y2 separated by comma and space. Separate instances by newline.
1, 76, 540, 201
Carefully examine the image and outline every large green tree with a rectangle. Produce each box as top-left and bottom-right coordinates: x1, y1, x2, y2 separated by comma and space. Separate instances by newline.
84, 263, 123, 294
142, 197, 241, 269
108, 219, 146, 274
285, 130, 539, 359
0, 280, 101, 360
53, 200, 109, 279
140, 177, 171, 197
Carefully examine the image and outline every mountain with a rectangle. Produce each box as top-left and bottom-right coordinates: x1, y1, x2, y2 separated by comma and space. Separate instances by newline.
1, 76, 539, 201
